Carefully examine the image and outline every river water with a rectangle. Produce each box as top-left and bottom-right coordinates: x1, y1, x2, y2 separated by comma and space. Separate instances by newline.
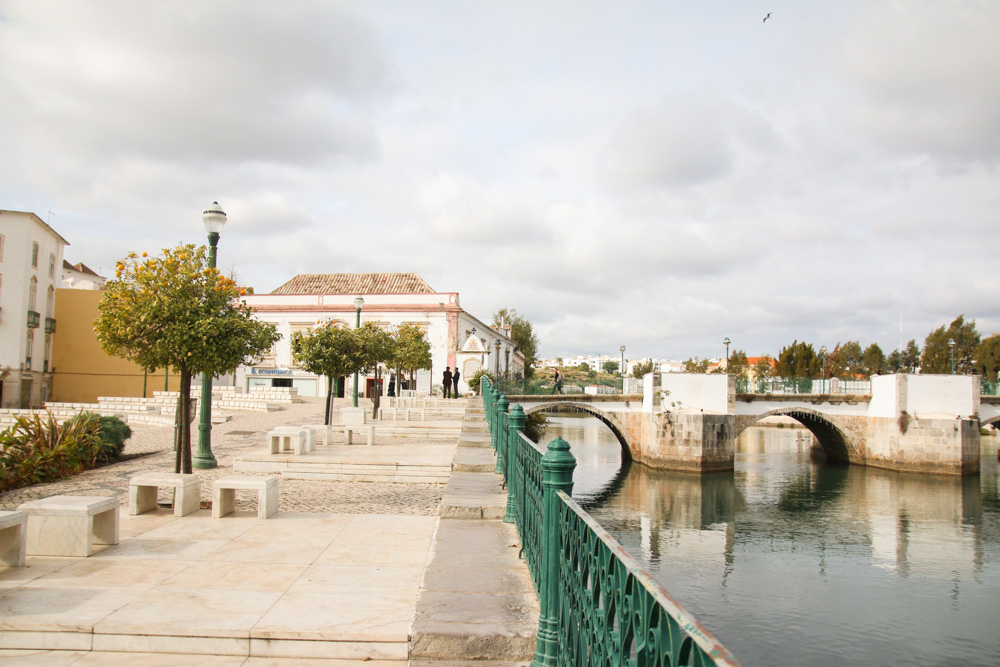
540, 412, 1000, 666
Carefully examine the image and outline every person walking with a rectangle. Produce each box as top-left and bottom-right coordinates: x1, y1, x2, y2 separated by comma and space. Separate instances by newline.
552, 369, 563, 395
452, 369, 461, 398
443, 367, 453, 399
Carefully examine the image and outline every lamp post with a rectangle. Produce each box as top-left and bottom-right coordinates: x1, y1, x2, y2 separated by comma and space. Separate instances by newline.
620, 345, 626, 394
949, 338, 956, 374
194, 201, 227, 469
353, 295, 364, 407
723, 337, 731, 370
494, 338, 502, 378
820, 345, 827, 394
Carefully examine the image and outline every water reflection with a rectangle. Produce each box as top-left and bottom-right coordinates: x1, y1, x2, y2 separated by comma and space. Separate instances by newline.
541, 415, 1000, 666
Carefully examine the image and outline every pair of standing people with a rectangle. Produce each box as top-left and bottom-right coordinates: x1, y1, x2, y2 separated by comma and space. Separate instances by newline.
442, 367, 461, 398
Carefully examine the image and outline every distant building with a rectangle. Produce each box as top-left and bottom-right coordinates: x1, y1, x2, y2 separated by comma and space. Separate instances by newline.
61, 260, 106, 290
0, 210, 69, 408
240, 273, 516, 397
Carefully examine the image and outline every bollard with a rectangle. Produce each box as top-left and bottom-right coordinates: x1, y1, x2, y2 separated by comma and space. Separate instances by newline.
532, 438, 576, 667
504, 405, 525, 524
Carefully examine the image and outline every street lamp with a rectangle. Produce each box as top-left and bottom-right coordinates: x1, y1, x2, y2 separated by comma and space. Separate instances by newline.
949, 338, 956, 374
194, 201, 227, 470
353, 295, 364, 407
820, 345, 827, 394
494, 338, 502, 379
723, 337, 731, 370
620, 345, 626, 394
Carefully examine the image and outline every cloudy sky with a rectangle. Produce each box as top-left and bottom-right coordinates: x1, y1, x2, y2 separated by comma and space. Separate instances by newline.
1, 1, 997, 361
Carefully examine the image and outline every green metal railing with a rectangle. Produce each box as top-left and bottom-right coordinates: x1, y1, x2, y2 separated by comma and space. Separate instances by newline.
983, 379, 1000, 396
735, 377, 872, 395
481, 377, 741, 666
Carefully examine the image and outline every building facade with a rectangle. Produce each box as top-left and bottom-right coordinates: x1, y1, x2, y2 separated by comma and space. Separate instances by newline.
0, 210, 69, 408
240, 273, 517, 397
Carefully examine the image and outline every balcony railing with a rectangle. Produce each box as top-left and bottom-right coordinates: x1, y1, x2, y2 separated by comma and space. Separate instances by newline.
44, 317, 56, 333
27, 310, 40, 328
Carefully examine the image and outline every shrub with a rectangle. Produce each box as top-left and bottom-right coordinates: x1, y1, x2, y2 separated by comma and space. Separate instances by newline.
67, 412, 132, 462
0, 412, 103, 493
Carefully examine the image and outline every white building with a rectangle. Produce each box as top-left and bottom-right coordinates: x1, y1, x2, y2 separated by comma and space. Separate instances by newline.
0, 210, 69, 408
240, 273, 518, 397
61, 261, 106, 290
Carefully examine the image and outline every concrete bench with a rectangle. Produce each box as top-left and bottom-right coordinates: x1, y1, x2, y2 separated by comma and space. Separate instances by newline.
268, 427, 313, 455
302, 424, 334, 446
378, 407, 398, 421
212, 476, 279, 519
0, 511, 27, 567
344, 424, 375, 446
17, 495, 119, 557
405, 407, 426, 422
129, 473, 201, 517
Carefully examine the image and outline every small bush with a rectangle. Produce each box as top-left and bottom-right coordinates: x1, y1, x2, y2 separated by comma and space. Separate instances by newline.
67, 412, 132, 462
0, 412, 103, 493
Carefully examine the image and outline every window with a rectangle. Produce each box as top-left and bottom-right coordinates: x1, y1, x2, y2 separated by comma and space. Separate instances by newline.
48, 254, 55, 278
44, 335, 52, 373
25, 330, 33, 370
46, 286, 55, 318
31, 242, 39, 268
29, 277, 37, 311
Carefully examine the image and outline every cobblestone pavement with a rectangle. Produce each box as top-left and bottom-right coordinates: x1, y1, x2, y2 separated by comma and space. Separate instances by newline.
0, 397, 447, 515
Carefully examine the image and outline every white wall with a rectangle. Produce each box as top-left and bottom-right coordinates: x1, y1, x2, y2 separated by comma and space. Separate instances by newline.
905, 374, 977, 418
660, 373, 732, 414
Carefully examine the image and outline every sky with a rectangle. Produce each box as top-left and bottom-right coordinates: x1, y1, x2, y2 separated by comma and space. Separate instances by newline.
1, 1, 998, 362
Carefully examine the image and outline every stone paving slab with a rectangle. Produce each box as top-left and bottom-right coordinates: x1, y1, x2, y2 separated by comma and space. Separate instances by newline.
453, 447, 498, 473
437, 473, 507, 520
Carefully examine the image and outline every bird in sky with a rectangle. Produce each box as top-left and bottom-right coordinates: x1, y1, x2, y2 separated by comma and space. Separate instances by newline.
763, 12, 772, 23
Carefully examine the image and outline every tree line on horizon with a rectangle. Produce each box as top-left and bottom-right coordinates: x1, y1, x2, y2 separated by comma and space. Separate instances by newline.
686, 315, 1000, 381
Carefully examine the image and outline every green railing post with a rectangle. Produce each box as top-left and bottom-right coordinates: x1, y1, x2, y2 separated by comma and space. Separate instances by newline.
532, 437, 576, 667
504, 405, 525, 524
495, 395, 509, 474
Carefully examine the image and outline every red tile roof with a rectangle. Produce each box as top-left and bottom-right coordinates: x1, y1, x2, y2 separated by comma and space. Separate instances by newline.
270, 273, 435, 295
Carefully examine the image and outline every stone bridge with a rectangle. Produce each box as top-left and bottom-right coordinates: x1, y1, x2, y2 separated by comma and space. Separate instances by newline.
509, 374, 989, 477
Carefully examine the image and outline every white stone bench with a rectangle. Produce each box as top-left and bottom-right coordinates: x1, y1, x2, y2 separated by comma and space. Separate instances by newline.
129, 473, 201, 517
267, 427, 313, 455
405, 407, 426, 421
212, 476, 279, 519
344, 424, 375, 446
17, 495, 119, 557
378, 406, 398, 421
0, 511, 27, 567
302, 424, 334, 446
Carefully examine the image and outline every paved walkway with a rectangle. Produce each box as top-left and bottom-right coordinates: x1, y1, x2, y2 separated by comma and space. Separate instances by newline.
0, 397, 536, 665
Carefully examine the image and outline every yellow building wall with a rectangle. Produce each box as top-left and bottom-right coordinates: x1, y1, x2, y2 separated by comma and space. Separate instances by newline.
51, 288, 180, 403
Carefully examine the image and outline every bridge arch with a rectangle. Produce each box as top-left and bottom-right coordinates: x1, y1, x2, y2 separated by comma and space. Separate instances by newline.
519, 401, 634, 461
734, 408, 857, 463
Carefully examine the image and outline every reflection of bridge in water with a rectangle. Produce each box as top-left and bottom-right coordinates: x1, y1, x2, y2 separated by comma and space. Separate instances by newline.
510, 373, 993, 476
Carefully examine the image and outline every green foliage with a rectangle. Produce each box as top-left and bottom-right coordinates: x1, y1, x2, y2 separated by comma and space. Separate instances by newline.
0, 413, 103, 493
887, 339, 921, 373
776, 341, 821, 379
292, 322, 362, 381
579, 362, 591, 372
827, 341, 862, 379
391, 323, 433, 374
492, 308, 540, 378
96, 243, 279, 473
67, 412, 132, 462
727, 351, 749, 381
631, 359, 655, 378
975, 334, 1000, 381
602, 360, 619, 375
922, 315, 980, 374
468, 368, 493, 392
862, 343, 886, 376
752, 356, 774, 379
683, 357, 710, 373
524, 412, 550, 443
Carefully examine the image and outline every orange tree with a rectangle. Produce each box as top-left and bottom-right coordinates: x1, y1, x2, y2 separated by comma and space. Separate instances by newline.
95, 243, 280, 473
291, 321, 361, 425
389, 323, 432, 394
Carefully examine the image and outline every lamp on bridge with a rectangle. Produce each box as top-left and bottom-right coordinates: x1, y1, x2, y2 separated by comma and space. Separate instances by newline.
353, 295, 364, 407
195, 201, 227, 470
620, 345, 626, 394
949, 338, 956, 374
723, 337, 730, 370
820, 345, 827, 393
494, 338, 502, 379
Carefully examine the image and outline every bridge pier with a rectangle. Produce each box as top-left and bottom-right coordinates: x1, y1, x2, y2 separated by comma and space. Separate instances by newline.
644, 412, 736, 473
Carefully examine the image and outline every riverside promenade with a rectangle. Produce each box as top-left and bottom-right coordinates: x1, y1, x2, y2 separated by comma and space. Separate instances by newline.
0, 396, 537, 666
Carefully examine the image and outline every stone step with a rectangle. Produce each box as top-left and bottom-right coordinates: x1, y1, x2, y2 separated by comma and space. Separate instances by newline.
452, 447, 497, 473
438, 472, 507, 520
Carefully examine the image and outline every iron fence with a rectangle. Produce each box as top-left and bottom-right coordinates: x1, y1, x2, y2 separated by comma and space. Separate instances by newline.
481, 376, 740, 666
736, 377, 871, 395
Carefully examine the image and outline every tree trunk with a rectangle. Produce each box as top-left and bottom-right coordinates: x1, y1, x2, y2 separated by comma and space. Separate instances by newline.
179, 370, 193, 474
173, 384, 183, 474
325, 376, 334, 426
371, 367, 381, 419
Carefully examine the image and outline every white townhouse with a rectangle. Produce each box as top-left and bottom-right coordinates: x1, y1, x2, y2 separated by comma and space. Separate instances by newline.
239, 273, 519, 398
0, 210, 69, 408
